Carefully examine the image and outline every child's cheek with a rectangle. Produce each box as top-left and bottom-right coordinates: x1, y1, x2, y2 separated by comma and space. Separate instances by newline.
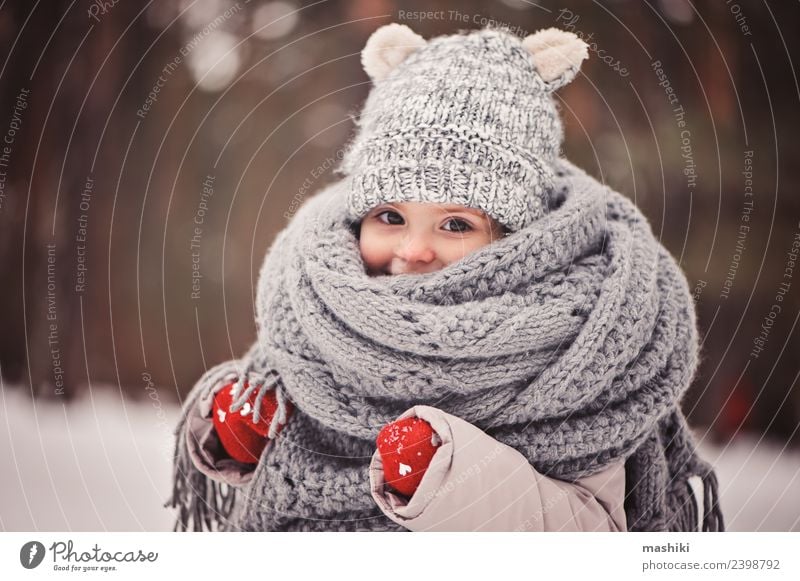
442, 233, 492, 263
359, 228, 392, 273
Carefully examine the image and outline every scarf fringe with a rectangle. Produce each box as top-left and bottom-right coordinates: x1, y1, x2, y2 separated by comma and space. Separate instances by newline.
164, 428, 238, 532
668, 462, 724, 532
634, 471, 724, 532
626, 418, 725, 532
165, 358, 287, 532
228, 369, 288, 437
685, 479, 699, 531
667, 480, 696, 532
700, 468, 725, 532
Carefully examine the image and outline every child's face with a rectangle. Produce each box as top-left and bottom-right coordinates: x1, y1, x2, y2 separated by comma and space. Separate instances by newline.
359, 202, 506, 276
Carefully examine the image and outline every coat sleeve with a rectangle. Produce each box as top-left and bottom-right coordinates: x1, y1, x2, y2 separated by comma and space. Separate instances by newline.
184, 378, 259, 488
369, 405, 627, 532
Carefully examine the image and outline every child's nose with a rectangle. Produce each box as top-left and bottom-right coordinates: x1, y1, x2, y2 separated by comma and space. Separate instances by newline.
396, 233, 435, 263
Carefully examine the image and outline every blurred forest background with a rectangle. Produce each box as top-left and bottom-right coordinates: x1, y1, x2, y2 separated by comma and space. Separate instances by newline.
0, 0, 798, 451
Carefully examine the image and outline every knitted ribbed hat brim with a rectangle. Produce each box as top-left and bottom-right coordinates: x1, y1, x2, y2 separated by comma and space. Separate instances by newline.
346, 126, 553, 230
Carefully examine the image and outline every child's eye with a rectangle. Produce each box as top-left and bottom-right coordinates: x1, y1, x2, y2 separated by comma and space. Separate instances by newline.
375, 210, 404, 225
442, 217, 473, 233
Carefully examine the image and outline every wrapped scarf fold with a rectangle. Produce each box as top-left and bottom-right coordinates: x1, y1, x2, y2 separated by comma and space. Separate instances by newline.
168, 158, 723, 532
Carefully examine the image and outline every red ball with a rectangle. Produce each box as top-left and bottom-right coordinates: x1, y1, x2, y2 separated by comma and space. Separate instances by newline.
211, 382, 291, 464
376, 417, 441, 497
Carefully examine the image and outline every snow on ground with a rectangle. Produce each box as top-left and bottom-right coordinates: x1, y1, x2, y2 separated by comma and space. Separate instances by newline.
697, 430, 800, 532
0, 385, 798, 531
0, 385, 179, 532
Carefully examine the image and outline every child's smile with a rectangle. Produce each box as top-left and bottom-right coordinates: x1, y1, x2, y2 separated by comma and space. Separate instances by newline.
358, 202, 507, 276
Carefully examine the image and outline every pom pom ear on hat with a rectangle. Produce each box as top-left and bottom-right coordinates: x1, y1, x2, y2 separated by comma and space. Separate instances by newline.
523, 27, 588, 91
361, 23, 427, 82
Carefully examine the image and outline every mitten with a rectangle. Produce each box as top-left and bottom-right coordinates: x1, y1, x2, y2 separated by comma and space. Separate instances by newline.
376, 417, 441, 497
212, 382, 291, 464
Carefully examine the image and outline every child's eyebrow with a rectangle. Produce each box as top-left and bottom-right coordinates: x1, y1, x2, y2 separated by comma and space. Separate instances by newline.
438, 206, 487, 217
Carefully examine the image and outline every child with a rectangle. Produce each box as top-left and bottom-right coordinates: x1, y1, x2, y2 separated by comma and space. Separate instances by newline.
168, 24, 723, 533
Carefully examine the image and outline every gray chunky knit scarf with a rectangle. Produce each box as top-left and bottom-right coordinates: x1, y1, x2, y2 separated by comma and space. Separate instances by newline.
167, 158, 723, 532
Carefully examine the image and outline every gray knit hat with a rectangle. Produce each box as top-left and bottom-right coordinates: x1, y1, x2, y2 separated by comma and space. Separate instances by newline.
338, 24, 589, 232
